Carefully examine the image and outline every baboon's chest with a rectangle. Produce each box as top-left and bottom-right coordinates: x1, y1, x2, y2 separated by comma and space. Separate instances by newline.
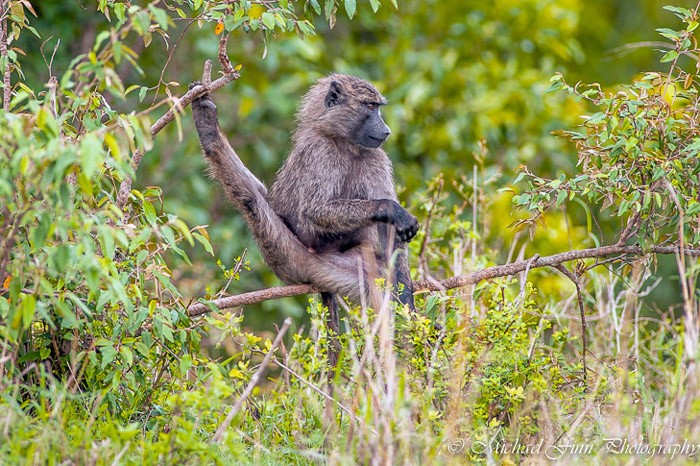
339, 158, 392, 199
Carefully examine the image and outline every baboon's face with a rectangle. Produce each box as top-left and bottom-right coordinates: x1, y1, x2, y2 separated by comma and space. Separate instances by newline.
354, 103, 391, 148
323, 79, 391, 149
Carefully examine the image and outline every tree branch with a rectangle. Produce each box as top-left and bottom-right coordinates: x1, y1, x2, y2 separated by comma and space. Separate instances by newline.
115, 31, 240, 210
186, 244, 700, 315
188, 284, 315, 317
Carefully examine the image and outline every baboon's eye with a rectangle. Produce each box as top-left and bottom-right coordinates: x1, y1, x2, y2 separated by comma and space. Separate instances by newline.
365, 103, 377, 111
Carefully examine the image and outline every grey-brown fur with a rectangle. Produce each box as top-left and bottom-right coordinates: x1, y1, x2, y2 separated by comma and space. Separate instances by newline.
189, 75, 417, 318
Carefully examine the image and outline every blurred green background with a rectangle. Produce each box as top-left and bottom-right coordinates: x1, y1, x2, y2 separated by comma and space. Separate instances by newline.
21, 0, 675, 324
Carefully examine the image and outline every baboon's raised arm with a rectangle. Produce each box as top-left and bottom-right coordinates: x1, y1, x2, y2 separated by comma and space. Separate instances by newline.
190, 91, 267, 213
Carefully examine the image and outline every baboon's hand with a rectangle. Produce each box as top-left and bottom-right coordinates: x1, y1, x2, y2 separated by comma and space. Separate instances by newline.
373, 200, 419, 242
394, 209, 419, 242
189, 81, 217, 115
189, 82, 220, 155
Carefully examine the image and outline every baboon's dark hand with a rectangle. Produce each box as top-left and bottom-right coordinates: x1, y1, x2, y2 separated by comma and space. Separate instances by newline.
374, 200, 419, 242
189, 81, 220, 155
394, 209, 419, 242
189, 81, 217, 115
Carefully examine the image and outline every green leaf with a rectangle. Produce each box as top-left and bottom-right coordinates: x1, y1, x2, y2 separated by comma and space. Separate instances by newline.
193, 232, 214, 255
56, 300, 80, 329
660, 50, 679, 63
663, 6, 692, 19
81, 133, 103, 179
180, 354, 193, 374
114, 3, 126, 21
32, 214, 52, 250
101, 346, 118, 368
545, 80, 564, 93
656, 28, 681, 41
52, 244, 72, 273
586, 112, 606, 124
138, 86, 147, 103
148, 5, 169, 29
120, 346, 134, 366
161, 323, 174, 342
17, 351, 42, 364
556, 190, 567, 206
36, 107, 59, 137
309, 0, 321, 14
262, 12, 276, 30
142, 201, 157, 225
20, 295, 36, 329
344, 0, 356, 19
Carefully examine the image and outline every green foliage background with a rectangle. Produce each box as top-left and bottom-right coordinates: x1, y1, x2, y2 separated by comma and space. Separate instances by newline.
2, 0, 700, 464
95, 0, 673, 319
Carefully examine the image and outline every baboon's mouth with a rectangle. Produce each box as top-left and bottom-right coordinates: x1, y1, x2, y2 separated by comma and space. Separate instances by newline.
367, 136, 386, 145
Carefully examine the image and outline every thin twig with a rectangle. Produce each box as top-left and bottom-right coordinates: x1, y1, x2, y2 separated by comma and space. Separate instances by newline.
186, 244, 700, 315
554, 263, 588, 383
617, 211, 640, 245
211, 317, 292, 443
273, 359, 378, 436
150, 17, 198, 107
417, 178, 443, 274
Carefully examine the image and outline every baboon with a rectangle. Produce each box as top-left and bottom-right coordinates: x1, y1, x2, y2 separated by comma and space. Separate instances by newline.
190, 74, 418, 363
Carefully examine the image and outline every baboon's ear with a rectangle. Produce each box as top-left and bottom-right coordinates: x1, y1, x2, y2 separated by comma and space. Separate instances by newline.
325, 81, 344, 108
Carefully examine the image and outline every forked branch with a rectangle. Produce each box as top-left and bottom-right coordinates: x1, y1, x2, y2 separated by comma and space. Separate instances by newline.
115, 33, 240, 209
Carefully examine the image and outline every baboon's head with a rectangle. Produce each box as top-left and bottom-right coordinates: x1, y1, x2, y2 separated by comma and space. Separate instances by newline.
297, 74, 391, 149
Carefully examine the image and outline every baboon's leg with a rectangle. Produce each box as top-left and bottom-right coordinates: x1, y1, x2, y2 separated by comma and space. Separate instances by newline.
377, 224, 415, 311
322, 291, 340, 430
322, 292, 340, 369
394, 247, 415, 311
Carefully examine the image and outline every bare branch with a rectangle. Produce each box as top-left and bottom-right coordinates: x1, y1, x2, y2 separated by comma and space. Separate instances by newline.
218, 32, 235, 75
202, 59, 212, 87
432, 244, 699, 291
188, 284, 315, 316
617, 211, 640, 245
186, 244, 700, 315
553, 263, 588, 383
211, 317, 292, 443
